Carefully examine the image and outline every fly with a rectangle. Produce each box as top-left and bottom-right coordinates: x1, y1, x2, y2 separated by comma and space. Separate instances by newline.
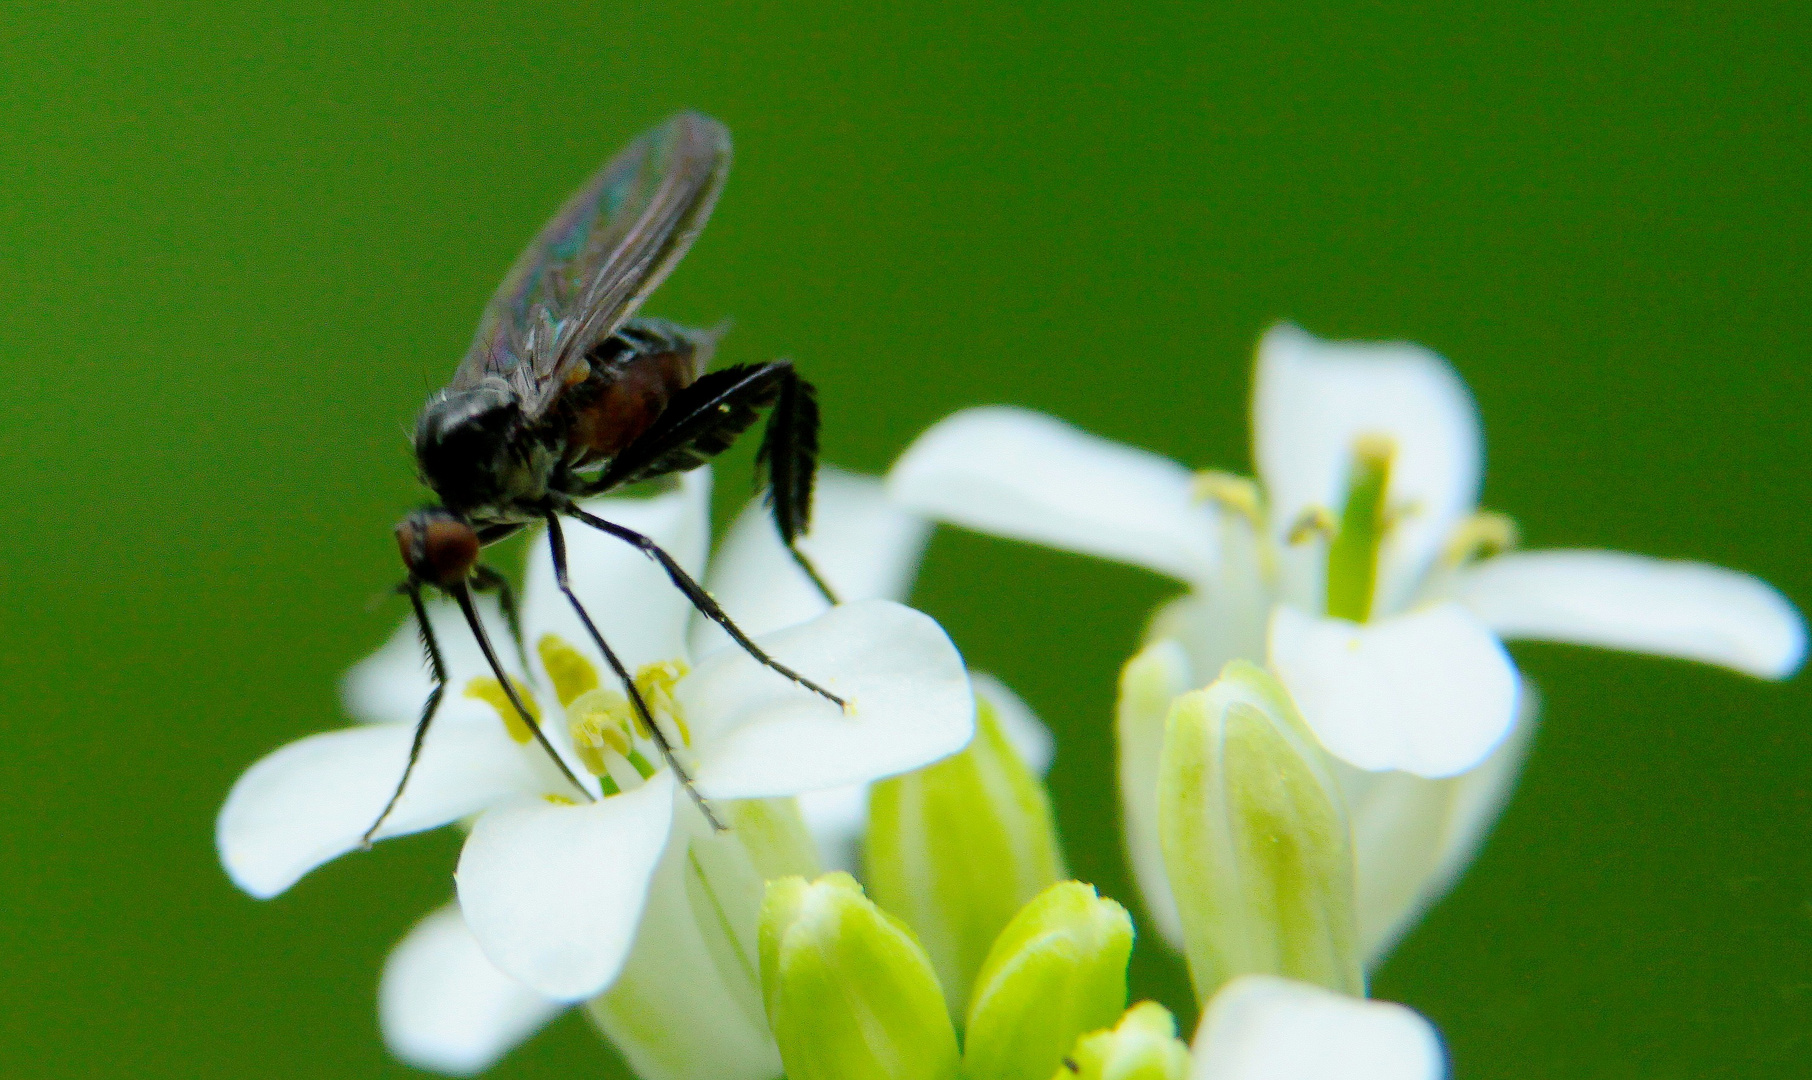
372, 112, 840, 841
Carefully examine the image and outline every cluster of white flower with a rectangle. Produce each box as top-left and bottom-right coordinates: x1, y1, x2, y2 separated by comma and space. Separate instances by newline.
217, 326, 1803, 1079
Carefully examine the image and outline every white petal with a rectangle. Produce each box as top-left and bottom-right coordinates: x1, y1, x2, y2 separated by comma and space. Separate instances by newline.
218, 720, 539, 899
1114, 638, 1195, 950
1454, 549, 1806, 679
588, 804, 783, 1080
690, 466, 932, 658
1192, 975, 1445, 1080
342, 593, 525, 728
794, 671, 1051, 873
1268, 603, 1518, 777
380, 905, 563, 1076
1253, 325, 1481, 612
971, 671, 1054, 775
795, 783, 871, 873
887, 406, 1217, 583
455, 772, 676, 1001
680, 600, 974, 799
1342, 683, 1537, 967
520, 469, 711, 679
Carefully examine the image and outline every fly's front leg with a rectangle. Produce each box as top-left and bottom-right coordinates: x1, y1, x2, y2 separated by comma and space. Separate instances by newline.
755, 364, 840, 606
541, 511, 726, 831
363, 581, 447, 846
469, 563, 528, 676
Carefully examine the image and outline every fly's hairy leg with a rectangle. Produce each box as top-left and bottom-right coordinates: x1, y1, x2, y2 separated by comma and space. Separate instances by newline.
562, 502, 845, 709
470, 563, 530, 678
364, 583, 447, 845
452, 580, 594, 801
754, 365, 839, 607
542, 511, 725, 831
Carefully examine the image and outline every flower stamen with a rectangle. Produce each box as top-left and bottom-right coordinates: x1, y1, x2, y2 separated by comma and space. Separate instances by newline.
1442, 510, 1520, 567
1285, 507, 1336, 546
634, 660, 693, 749
1192, 471, 1266, 528
537, 634, 601, 708
567, 688, 640, 790
465, 676, 541, 745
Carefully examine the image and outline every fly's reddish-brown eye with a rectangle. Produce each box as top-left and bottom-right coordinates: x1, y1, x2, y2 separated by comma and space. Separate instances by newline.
396, 513, 479, 587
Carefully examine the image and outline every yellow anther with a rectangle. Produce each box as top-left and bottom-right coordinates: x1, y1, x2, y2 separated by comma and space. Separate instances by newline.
634, 660, 693, 747
1192, 470, 1266, 529
1443, 511, 1521, 567
464, 676, 541, 745
567, 688, 636, 778
537, 634, 600, 708
1286, 507, 1337, 545
543, 793, 579, 807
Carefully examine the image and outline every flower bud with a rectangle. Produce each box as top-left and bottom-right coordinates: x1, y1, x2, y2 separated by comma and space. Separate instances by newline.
1058, 1001, 1190, 1080
867, 692, 1065, 1016
1157, 661, 1362, 1003
760, 873, 959, 1080
963, 881, 1133, 1080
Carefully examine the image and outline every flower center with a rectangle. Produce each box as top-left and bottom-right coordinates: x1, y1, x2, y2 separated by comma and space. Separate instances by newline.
1323, 434, 1394, 622
538, 634, 693, 796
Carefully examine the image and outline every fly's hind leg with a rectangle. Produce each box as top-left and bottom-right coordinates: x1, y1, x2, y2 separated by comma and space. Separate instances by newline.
579, 360, 841, 606
755, 364, 839, 607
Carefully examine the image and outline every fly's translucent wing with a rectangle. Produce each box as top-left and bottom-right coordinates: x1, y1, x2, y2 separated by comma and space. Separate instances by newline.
452, 112, 732, 418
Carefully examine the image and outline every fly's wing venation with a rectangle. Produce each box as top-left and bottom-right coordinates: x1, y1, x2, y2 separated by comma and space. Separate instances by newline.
451, 112, 731, 418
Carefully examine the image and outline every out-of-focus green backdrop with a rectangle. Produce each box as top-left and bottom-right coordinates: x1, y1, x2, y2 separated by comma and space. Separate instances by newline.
1, 2, 1806, 1076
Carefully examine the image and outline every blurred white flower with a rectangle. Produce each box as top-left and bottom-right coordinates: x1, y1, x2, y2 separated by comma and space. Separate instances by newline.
1190, 975, 1445, 1080
1063, 979, 1444, 1080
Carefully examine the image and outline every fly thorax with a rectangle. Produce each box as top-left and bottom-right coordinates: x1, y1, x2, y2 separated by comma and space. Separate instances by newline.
413, 378, 554, 515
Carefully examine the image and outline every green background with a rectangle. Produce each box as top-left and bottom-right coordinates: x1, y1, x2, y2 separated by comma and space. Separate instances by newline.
2, 2, 1806, 1076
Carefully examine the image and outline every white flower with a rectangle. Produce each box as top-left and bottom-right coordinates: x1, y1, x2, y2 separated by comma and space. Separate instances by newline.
892, 324, 1804, 777
218, 469, 974, 1044
1191, 976, 1444, 1080
1070, 981, 1443, 1080
701, 467, 1055, 873
892, 323, 1804, 958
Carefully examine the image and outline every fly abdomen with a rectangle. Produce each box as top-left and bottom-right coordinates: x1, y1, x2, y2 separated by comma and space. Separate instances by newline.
563, 318, 718, 466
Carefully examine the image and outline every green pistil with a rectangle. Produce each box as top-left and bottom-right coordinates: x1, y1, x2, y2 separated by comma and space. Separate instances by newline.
1324, 435, 1395, 622
625, 748, 658, 780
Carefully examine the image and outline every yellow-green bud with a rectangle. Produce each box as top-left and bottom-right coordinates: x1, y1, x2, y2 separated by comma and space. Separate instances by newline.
963, 882, 1133, 1080
760, 873, 959, 1080
1057, 1001, 1190, 1080
1157, 661, 1363, 1003
867, 693, 1065, 1017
